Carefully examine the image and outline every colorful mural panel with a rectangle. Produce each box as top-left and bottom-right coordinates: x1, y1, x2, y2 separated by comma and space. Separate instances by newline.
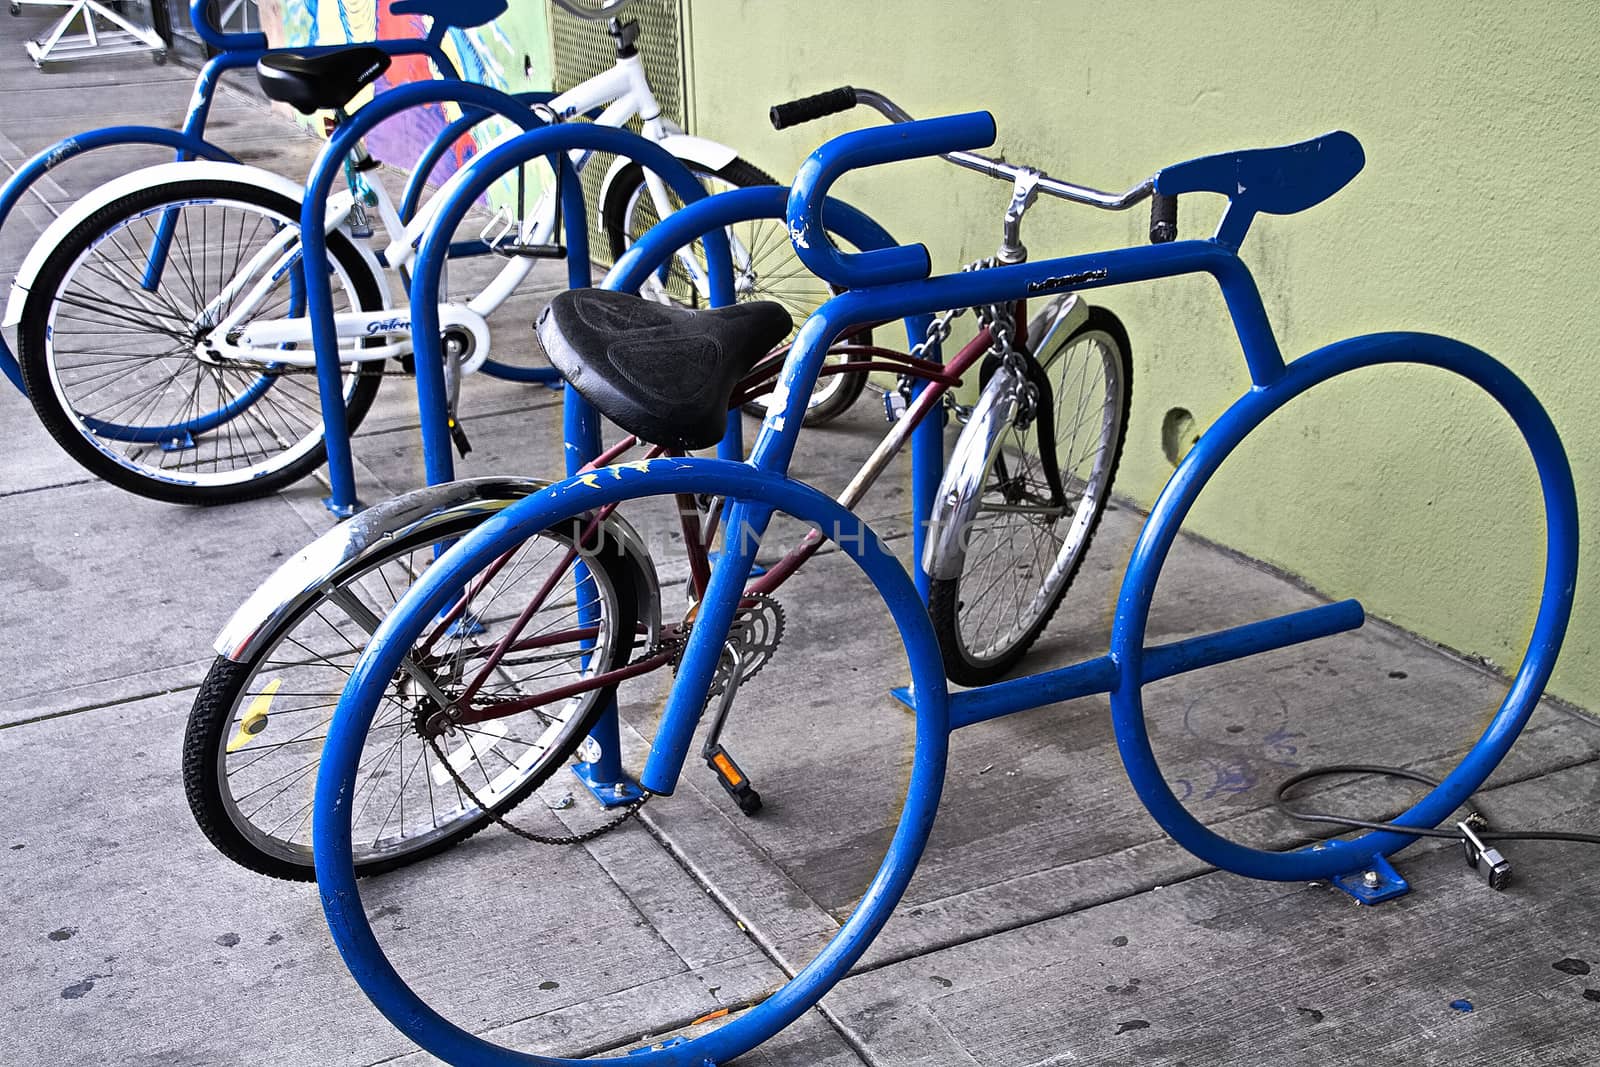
255, 0, 553, 197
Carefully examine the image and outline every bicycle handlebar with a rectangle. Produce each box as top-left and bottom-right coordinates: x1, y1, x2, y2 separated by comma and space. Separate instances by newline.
773, 85, 1156, 208
770, 87, 859, 130
778, 85, 1177, 287
188, 0, 512, 56
787, 111, 998, 289
188, 0, 268, 52
1149, 192, 1179, 243
548, 0, 636, 21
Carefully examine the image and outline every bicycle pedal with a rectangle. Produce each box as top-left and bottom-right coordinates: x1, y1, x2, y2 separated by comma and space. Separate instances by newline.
448, 419, 473, 457
492, 242, 567, 259
705, 745, 762, 815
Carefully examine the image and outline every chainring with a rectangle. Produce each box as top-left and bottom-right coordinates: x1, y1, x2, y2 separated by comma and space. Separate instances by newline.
671, 593, 787, 699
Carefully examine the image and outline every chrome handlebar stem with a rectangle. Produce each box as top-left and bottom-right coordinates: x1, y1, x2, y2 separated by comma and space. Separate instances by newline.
547, 0, 636, 22
849, 87, 1155, 217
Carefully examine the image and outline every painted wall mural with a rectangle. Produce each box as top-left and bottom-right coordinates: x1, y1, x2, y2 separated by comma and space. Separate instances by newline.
255, 0, 553, 197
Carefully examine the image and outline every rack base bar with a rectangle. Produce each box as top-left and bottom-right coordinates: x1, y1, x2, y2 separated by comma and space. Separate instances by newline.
945, 655, 1119, 730
944, 598, 1366, 731
1140, 598, 1365, 684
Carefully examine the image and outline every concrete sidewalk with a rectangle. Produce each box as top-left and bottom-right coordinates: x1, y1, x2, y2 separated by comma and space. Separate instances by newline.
1, 13, 1597, 1066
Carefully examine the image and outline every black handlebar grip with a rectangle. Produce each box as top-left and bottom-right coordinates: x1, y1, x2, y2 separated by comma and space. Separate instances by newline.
770, 87, 859, 130
1149, 192, 1178, 244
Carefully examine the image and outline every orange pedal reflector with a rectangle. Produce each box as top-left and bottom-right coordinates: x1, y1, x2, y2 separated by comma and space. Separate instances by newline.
704, 745, 762, 816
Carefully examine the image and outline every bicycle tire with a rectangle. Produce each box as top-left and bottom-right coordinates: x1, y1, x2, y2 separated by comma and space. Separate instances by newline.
182, 511, 641, 881
18, 177, 384, 505
600, 156, 869, 426
928, 305, 1133, 685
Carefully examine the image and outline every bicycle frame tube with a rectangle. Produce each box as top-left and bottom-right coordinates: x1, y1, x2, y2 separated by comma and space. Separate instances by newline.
299, 81, 550, 514
606, 184, 951, 592
408, 123, 741, 484
548, 59, 644, 123
747, 322, 997, 598
212, 176, 456, 364
0, 4, 470, 395
399, 91, 561, 223
206, 203, 347, 345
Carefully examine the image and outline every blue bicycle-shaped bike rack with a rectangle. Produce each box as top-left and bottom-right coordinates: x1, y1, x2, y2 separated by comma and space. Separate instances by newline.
308, 109, 1577, 1066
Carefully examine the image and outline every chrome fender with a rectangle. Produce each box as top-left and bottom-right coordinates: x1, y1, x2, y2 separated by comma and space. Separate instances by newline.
595, 132, 742, 229
215, 477, 662, 663
922, 368, 1024, 582
921, 294, 1088, 581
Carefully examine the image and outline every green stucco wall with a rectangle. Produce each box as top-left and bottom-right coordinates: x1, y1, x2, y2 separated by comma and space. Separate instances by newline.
679, 0, 1598, 709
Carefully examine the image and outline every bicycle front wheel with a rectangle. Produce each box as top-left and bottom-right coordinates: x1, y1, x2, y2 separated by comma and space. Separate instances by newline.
928, 303, 1133, 685
183, 509, 641, 881
601, 157, 869, 426
17, 177, 384, 505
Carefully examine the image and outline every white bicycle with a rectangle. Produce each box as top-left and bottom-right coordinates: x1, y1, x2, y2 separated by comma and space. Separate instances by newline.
3, 0, 863, 505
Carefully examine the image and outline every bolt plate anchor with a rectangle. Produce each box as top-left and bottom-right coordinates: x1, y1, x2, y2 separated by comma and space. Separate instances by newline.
627, 1035, 688, 1055
1331, 854, 1410, 905
572, 761, 646, 808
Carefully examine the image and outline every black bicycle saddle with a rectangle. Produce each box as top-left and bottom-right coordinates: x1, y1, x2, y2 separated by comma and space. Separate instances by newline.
537, 289, 793, 450
256, 47, 392, 116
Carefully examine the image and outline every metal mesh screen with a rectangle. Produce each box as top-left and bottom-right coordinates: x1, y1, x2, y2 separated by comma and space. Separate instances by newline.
550, 0, 688, 266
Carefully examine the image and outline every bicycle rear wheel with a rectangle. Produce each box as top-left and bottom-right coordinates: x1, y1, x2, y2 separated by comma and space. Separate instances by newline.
17, 178, 383, 505
183, 508, 640, 881
928, 303, 1132, 685
312, 462, 953, 1064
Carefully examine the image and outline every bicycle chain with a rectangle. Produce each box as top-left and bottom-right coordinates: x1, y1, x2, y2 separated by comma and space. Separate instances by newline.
907, 257, 1018, 423
416, 594, 781, 846
424, 732, 648, 847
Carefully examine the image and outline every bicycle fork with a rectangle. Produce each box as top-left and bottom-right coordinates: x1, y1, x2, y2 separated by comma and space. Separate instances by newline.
923, 293, 1089, 580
